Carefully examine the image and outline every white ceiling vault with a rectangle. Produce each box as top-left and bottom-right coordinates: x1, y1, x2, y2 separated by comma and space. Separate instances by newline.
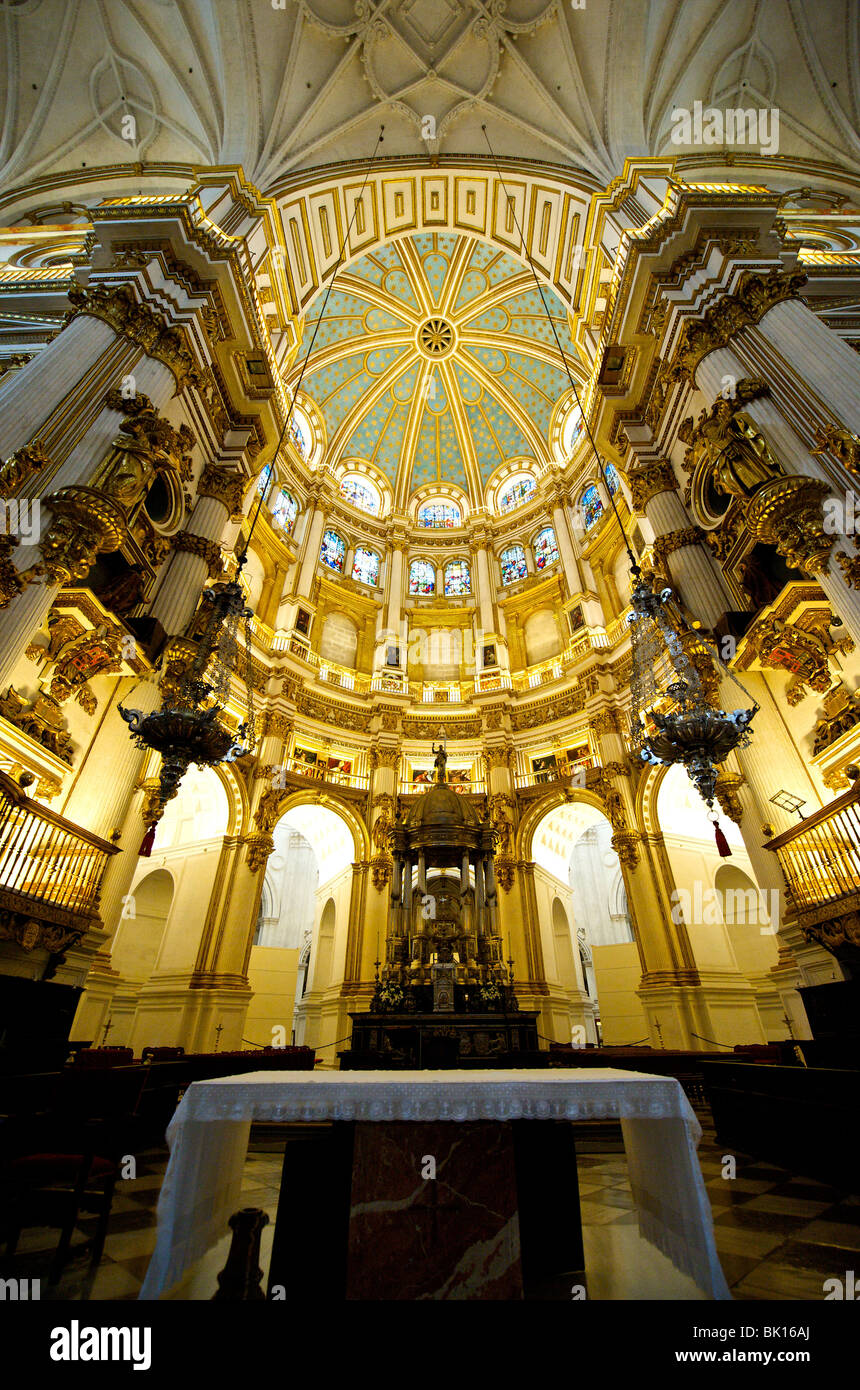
0, 0, 858, 198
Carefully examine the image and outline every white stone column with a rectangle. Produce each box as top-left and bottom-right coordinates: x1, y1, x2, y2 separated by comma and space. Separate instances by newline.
552, 501, 581, 592
0, 316, 120, 458
474, 542, 494, 636
755, 298, 860, 434
296, 499, 326, 597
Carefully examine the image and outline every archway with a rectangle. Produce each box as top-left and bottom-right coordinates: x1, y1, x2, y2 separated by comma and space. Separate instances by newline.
530, 797, 642, 1045
110, 868, 174, 984
655, 763, 778, 1042
245, 802, 356, 1050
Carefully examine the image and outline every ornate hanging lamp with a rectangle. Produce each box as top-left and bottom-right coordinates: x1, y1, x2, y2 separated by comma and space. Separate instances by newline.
626, 571, 758, 854
119, 128, 386, 853
120, 576, 257, 853
480, 124, 759, 851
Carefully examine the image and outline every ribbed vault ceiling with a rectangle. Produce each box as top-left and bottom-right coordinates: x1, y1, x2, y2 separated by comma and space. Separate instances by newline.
0, 0, 857, 193
293, 231, 581, 505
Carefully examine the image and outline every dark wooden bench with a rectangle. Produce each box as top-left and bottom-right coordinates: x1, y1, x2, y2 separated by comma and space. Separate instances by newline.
700, 1061, 860, 1189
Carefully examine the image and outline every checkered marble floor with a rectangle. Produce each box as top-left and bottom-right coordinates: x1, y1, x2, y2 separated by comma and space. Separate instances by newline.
4, 1118, 858, 1301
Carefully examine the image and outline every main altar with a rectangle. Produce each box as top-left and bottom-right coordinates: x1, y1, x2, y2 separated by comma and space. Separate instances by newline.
340, 742, 543, 1069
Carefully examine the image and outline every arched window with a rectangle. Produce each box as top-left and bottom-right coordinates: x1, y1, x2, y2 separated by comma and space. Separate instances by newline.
409, 559, 436, 594
256, 462, 274, 498
581, 484, 604, 531
319, 529, 346, 573
352, 547, 380, 587
562, 403, 585, 456
604, 463, 621, 497
499, 545, 527, 586
339, 475, 379, 515
499, 476, 535, 514
533, 527, 559, 570
270, 489, 299, 534
444, 559, 471, 596
417, 501, 461, 529
289, 405, 313, 461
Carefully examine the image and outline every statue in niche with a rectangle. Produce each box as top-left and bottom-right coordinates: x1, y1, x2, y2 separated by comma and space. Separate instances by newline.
687, 383, 782, 502
431, 739, 448, 783
704, 407, 782, 499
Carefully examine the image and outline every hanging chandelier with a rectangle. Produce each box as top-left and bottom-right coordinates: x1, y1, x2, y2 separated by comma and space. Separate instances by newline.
120, 574, 256, 853
626, 569, 758, 853
480, 124, 759, 850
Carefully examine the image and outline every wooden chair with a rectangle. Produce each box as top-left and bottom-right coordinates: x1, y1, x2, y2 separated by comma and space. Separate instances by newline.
1, 1066, 147, 1284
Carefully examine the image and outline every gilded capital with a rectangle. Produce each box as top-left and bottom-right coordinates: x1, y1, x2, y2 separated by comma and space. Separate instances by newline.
369, 745, 401, 770
197, 463, 246, 518
671, 270, 808, 387
629, 461, 678, 512
67, 283, 202, 393
651, 526, 705, 564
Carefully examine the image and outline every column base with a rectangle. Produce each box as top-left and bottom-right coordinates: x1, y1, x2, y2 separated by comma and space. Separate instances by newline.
637, 972, 767, 1049
122, 973, 253, 1054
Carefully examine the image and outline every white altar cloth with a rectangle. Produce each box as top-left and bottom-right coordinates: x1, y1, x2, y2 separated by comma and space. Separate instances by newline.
139, 1068, 731, 1301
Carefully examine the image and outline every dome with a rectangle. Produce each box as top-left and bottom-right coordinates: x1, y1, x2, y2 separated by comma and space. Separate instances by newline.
405, 782, 480, 829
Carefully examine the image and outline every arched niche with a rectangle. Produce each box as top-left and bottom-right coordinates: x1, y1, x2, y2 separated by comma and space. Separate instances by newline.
111, 868, 174, 981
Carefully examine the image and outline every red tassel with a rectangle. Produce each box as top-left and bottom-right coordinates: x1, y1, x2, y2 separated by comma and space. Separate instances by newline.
713, 820, 732, 858
138, 823, 157, 857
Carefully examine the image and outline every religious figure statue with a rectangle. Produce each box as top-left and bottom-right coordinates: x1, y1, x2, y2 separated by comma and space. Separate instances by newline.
686, 382, 783, 502
431, 739, 448, 783
701, 404, 782, 499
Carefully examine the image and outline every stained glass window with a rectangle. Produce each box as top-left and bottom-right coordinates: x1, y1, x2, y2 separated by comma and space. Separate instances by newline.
320, 529, 346, 573
289, 407, 312, 460
605, 463, 621, 497
339, 475, 379, 514
270, 489, 298, 534
563, 404, 585, 456
500, 545, 527, 586
352, 547, 380, 586
534, 527, 559, 570
499, 476, 536, 513
417, 501, 460, 528
444, 560, 471, 596
256, 463, 274, 498
581, 485, 604, 531
409, 559, 436, 594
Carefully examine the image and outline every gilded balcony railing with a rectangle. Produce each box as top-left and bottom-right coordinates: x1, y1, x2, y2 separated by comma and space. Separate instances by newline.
0, 771, 118, 924
763, 770, 860, 913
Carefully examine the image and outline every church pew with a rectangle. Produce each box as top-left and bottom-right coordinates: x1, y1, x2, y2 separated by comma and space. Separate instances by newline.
701, 1061, 860, 1189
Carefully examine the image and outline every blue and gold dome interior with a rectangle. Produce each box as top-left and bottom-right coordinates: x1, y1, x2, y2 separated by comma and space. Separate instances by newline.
291, 233, 586, 507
